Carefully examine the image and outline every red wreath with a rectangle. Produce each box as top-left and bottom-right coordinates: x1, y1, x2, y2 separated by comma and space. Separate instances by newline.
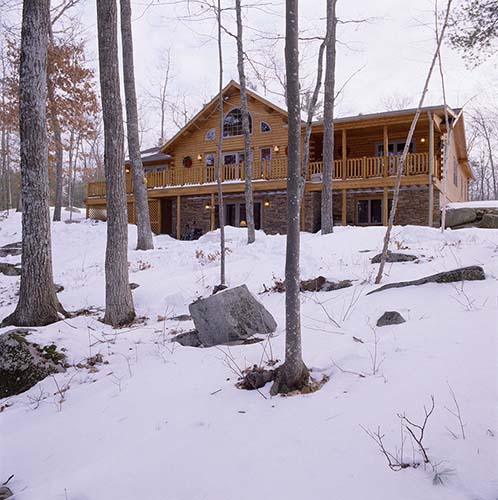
183, 156, 193, 168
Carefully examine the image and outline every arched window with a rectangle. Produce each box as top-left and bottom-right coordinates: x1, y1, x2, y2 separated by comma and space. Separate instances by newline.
260, 121, 271, 133
223, 108, 252, 137
205, 128, 215, 141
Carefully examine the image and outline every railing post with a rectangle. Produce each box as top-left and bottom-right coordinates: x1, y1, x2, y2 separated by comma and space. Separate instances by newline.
362, 156, 367, 178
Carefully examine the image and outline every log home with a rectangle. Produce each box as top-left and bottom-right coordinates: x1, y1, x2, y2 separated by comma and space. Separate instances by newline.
85, 81, 472, 238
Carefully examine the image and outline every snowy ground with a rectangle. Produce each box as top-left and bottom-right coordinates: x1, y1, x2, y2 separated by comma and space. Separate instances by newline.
0, 209, 497, 500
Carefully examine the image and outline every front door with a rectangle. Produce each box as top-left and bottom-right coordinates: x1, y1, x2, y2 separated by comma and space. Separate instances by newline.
160, 199, 173, 235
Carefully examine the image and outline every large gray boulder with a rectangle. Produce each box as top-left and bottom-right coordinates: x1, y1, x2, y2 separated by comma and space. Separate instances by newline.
189, 285, 277, 347
480, 213, 498, 229
0, 329, 65, 398
446, 208, 477, 228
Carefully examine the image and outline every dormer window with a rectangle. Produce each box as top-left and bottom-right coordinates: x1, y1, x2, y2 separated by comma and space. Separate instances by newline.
223, 108, 252, 137
260, 121, 271, 133
205, 128, 215, 141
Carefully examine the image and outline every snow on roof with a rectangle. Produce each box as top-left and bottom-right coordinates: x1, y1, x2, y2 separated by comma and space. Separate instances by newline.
447, 200, 498, 209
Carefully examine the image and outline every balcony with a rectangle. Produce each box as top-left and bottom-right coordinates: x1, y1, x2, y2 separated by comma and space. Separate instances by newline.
86, 152, 436, 198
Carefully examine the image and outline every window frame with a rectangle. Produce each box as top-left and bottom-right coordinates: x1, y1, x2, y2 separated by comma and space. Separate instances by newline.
260, 121, 271, 133
222, 108, 253, 138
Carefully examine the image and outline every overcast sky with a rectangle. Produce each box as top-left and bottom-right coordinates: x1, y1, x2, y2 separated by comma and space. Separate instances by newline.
51, 1, 498, 145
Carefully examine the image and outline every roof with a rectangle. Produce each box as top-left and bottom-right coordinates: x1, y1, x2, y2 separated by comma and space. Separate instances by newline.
160, 80, 289, 154
126, 146, 172, 165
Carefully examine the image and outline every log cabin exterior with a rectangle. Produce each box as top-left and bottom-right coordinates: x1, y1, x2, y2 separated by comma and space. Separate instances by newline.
85, 80, 473, 238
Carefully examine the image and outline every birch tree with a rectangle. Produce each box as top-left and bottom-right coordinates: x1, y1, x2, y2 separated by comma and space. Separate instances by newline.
270, 0, 309, 395
374, 0, 453, 285
235, 0, 255, 244
120, 0, 154, 251
96, 0, 136, 326
2, 0, 65, 327
320, 0, 337, 234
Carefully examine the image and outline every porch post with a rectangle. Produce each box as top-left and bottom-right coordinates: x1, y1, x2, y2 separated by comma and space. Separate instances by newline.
176, 195, 181, 239
341, 189, 347, 225
383, 125, 389, 177
342, 129, 347, 179
210, 192, 215, 231
428, 111, 434, 226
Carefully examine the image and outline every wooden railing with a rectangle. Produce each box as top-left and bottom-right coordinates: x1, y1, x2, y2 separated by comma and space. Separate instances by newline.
87, 152, 434, 198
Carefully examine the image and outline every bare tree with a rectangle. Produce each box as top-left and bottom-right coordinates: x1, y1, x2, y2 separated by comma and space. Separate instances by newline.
216, 0, 227, 288
235, 0, 256, 244
321, 0, 337, 234
120, 0, 154, 251
2, 0, 65, 327
270, 0, 309, 395
96, 0, 135, 326
374, 0, 453, 285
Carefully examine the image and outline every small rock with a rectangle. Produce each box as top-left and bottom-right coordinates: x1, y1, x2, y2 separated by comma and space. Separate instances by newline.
171, 330, 202, 347
320, 279, 353, 291
371, 251, 417, 264
0, 486, 13, 500
129, 282, 140, 290
0, 263, 21, 276
0, 242, 22, 257
300, 276, 327, 291
480, 213, 498, 229
170, 314, 192, 322
377, 311, 406, 327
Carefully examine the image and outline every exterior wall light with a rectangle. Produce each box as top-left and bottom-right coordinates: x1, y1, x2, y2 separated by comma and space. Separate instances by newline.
205, 203, 211, 210
125, 167, 130, 173
273, 145, 279, 153
420, 137, 426, 143
264, 200, 271, 207
197, 154, 203, 161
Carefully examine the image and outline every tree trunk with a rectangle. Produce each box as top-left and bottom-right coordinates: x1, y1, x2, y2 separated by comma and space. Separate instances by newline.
97, 0, 136, 327
1, 0, 65, 327
120, 0, 154, 250
216, 0, 226, 287
301, 39, 326, 200
320, 0, 337, 234
235, 0, 255, 244
374, 0, 453, 284
47, 29, 64, 223
270, 0, 309, 396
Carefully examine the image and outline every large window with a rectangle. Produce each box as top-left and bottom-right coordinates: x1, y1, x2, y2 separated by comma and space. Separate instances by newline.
215, 202, 262, 229
357, 198, 392, 225
223, 108, 252, 137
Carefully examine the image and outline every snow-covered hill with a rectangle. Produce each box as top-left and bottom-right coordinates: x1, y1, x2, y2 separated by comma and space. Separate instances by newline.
0, 211, 497, 500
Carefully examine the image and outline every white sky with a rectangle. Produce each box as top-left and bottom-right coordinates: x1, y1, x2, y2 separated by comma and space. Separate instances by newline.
26, 1, 498, 146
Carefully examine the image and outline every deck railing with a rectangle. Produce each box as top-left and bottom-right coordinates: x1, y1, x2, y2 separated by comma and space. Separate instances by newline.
87, 152, 434, 197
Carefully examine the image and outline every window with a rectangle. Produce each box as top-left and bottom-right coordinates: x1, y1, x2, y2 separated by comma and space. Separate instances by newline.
376, 141, 414, 156
205, 128, 215, 141
260, 147, 272, 161
357, 198, 390, 225
215, 202, 262, 229
453, 159, 458, 186
205, 153, 215, 167
260, 121, 271, 133
223, 108, 252, 137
